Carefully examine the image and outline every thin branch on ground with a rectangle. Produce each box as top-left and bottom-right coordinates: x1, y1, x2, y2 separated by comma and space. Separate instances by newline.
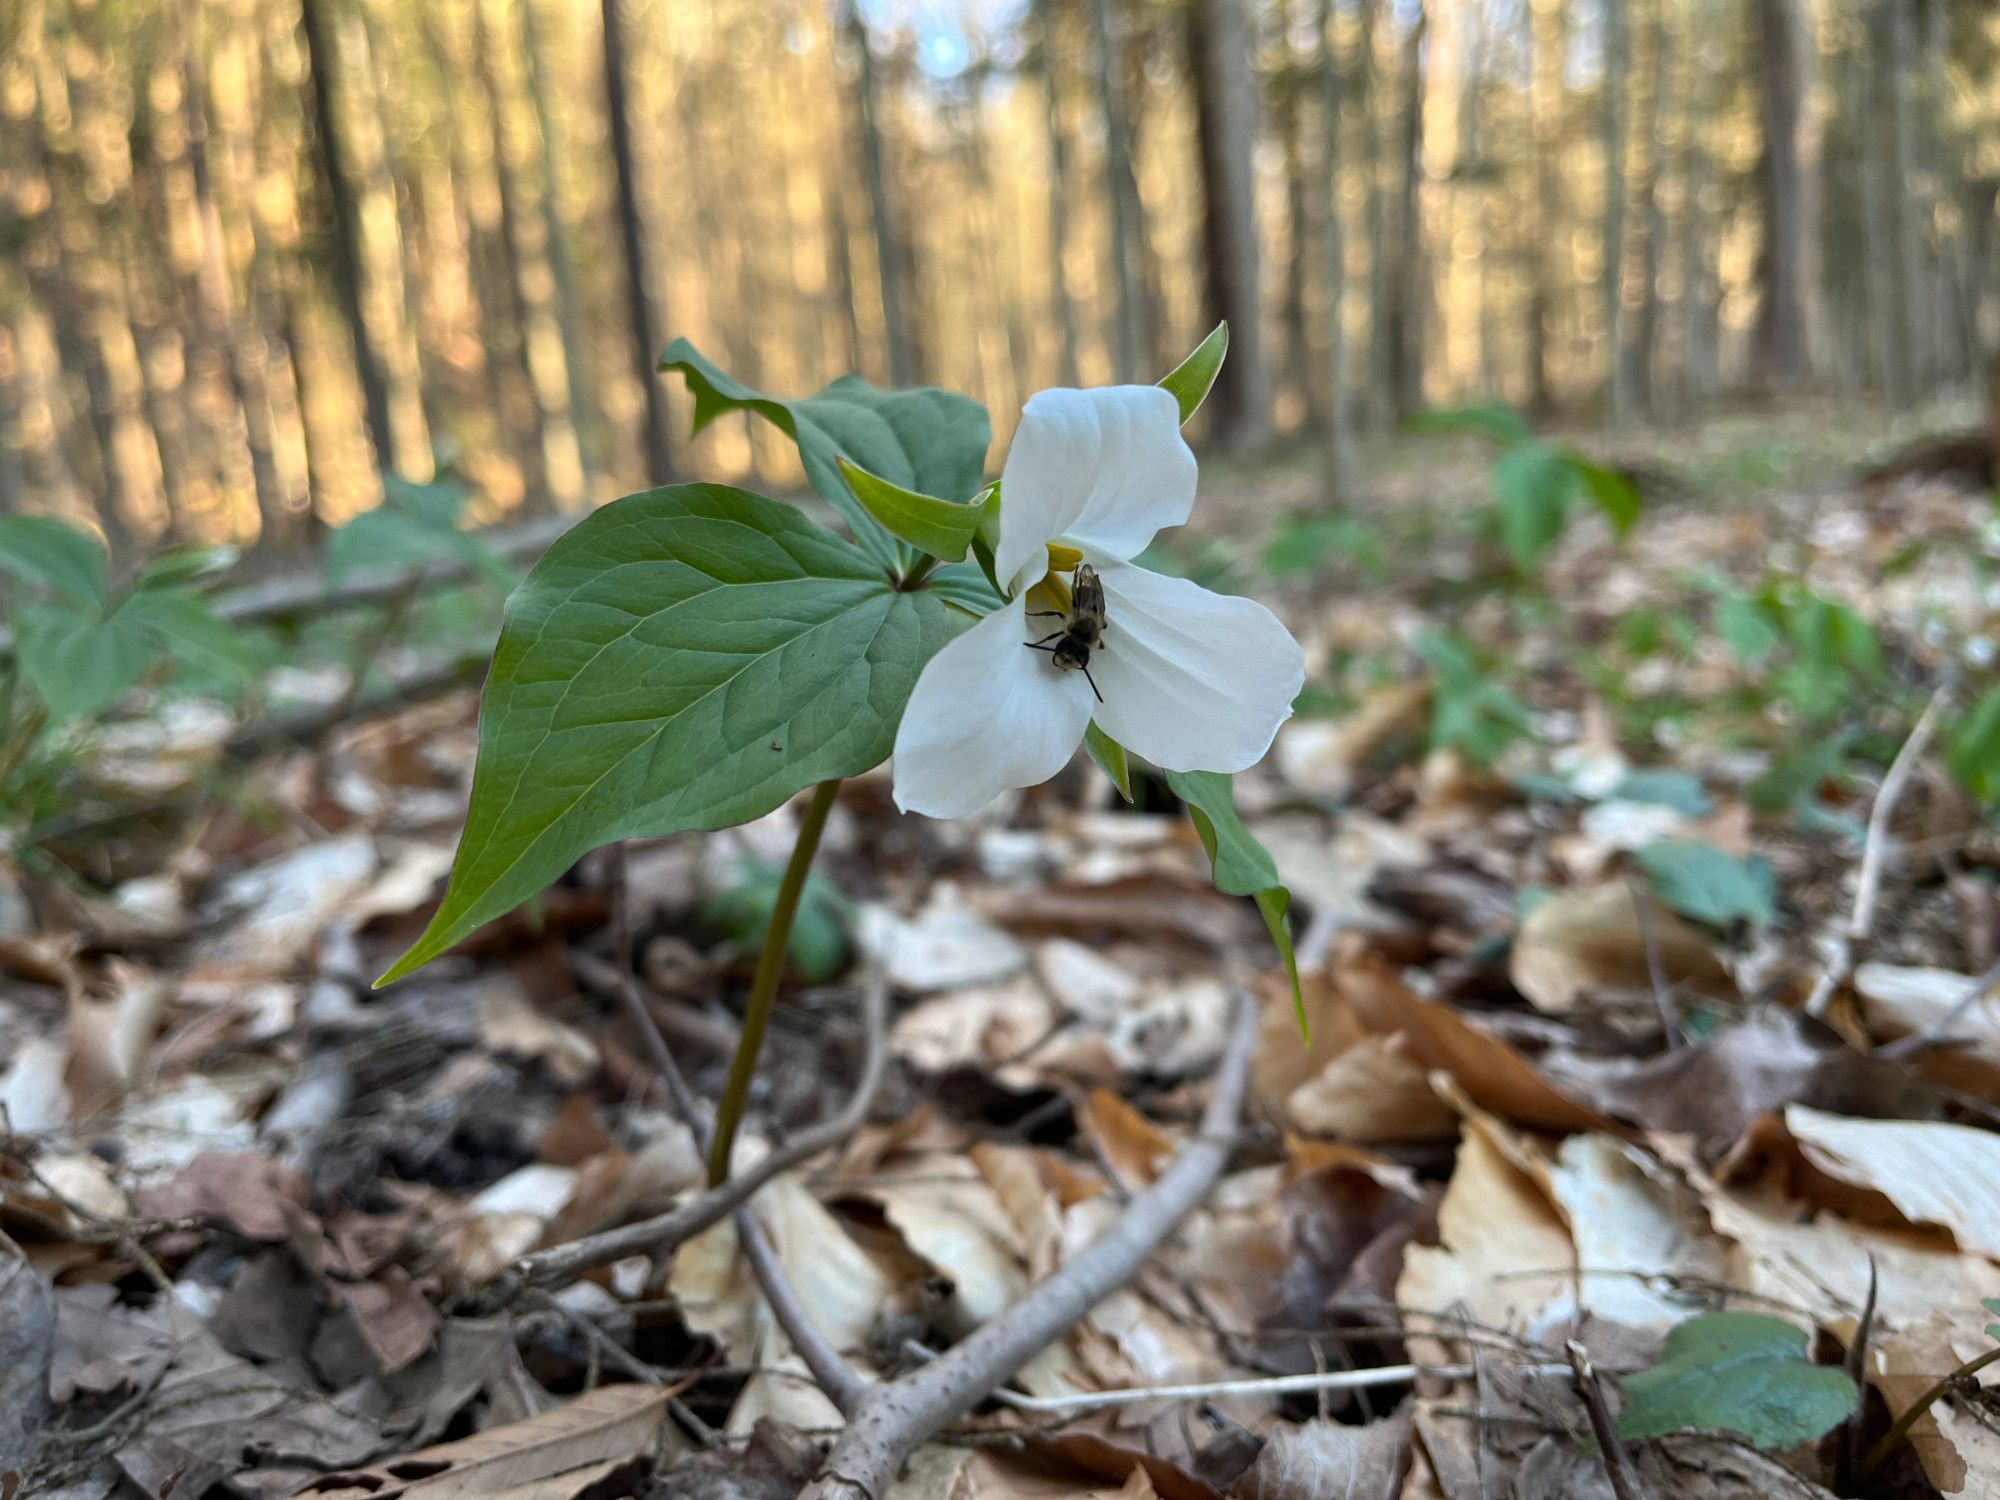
1566, 1340, 1646, 1500
569, 950, 742, 1057
1877, 955, 2000, 1060
1624, 872, 1680, 1047
736, 1208, 871, 1413
895, 1350, 1468, 1413
794, 993, 1259, 1500
505, 969, 888, 1292
606, 841, 706, 1129
1806, 681, 1952, 1017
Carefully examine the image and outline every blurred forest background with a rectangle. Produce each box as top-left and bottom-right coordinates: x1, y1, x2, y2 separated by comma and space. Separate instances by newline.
1, 0, 1998, 550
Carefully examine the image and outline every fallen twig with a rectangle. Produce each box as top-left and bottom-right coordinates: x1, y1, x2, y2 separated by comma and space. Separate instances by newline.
1565, 1339, 1646, 1500
505, 970, 888, 1292
738, 1209, 871, 1413
897, 1352, 1467, 1413
1806, 682, 1952, 1017
1877, 956, 2000, 1060
795, 993, 1259, 1500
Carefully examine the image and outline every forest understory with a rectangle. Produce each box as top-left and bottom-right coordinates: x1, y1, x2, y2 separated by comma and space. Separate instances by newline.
5, 401, 2000, 1500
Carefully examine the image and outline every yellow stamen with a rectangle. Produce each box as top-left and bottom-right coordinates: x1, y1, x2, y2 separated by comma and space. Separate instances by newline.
1045, 541, 1083, 573
1026, 573, 1071, 616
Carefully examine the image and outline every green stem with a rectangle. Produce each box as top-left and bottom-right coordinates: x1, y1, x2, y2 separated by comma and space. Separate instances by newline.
705, 778, 842, 1187
1858, 1343, 2000, 1478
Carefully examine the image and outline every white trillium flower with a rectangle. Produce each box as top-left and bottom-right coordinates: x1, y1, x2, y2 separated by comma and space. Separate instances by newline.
892, 384, 1306, 818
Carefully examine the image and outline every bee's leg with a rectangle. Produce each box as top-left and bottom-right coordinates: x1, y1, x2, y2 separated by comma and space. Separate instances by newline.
1080, 661, 1104, 703
1027, 610, 1067, 619
1025, 631, 1066, 647
1024, 641, 1061, 654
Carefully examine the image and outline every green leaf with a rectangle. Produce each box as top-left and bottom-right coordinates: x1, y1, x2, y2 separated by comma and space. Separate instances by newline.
0, 516, 110, 611
1607, 770, 1712, 816
1159, 323, 1228, 424
1751, 729, 1858, 814
1567, 455, 1642, 536
837, 457, 986, 563
1635, 839, 1777, 928
926, 560, 1006, 615
16, 602, 154, 721
1164, 768, 1301, 1031
661, 340, 991, 574
122, 588, 266, 686
1716, 591, 1782, 666
705, 865, 849, 984
328, 477, 512, 590
1407, 402, 1535, 444
1953, 687, 2000, 802
1417, 632, 1534, 766
1084, 722, 1133, 803
1492, 441, 1579, 569
136, 543, 238, 591
1615, 1312, 1858, 1450
379, 484, 951, 985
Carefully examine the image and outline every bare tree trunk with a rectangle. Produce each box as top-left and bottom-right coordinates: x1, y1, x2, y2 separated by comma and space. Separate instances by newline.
822, 181, 863, 377
1676, 0, 1721, 414
1626, 0, 1668, 416
1036, 0, 1081, 390
1190, 0, 1270, 449
842, 3, 918, 389
600, 0, 672, 483
1526, 0, 1564, 417
1870, 0, 1919, 407
520, 0, 600, 488
1386, 2, 1427, 423
1751, 0, 1819, 387
1358, 0, 1391, 428
1602, 0, 1631, 421
1279, 76, 1318, 428
298, 0, 396, 476
1314, 0, 1347, 493
1087, 0, 1146, 383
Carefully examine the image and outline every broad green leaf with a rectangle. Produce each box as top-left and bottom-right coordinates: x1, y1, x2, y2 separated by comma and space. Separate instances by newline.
1615, 1312, 1857, 1450
1607, 770, 1712, 816
1751, 729, 1857, 814
705, 865, 849, 984
1417, 632, 1534, 766
837, 457, 986, 563
1084, 722, 1133, 803
0, 516, 110, 611
1164, 768, 1301, 1030
1567, 455, 1642, 536
328, 478, 512, 590
1635, 839, 1777, 928
16, 602, 154, 721
1716, 591, 1782, 666
926, 560, 1006, 615
661, 340, 991, 575
1492, 440, 1578, 570
1159, 323, 1228, 424
122, 589, 267, 685
1950, 686, 2000, 803
136, 543, 238, 591
1407, 402, 1535, 444
379, 484, 951, 984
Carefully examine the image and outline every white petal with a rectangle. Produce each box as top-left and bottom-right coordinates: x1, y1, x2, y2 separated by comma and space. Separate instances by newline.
892, 597, 1097, 819
1086, 563, 1304, 774
995, 386, 1197, 596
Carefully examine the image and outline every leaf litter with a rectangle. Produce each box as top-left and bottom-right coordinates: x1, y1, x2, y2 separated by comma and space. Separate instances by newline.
7, 448, 2000, 1498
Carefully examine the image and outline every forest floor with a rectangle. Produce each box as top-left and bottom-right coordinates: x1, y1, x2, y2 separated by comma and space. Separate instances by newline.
5, 398, 2000, 1500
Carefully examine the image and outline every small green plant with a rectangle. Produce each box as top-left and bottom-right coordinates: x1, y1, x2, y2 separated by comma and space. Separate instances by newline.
1408, 403, 1641, 571
0, 517, 261, 831
1614, 1311, 1858, 1451
378, 325, 1305, 1189
1858, 1297, 2000, 1478
1260, 512, 1384, 582
326, 469, 514, 590
1633, 839, 1777, 929
1700, 574, 1882, 722
1416, 631, 1535, 766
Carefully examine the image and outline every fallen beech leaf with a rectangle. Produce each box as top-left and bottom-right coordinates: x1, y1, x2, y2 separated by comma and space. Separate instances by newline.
331, 1270, 441, 1376
63, 964, 168, 1117
1275, 681, 1431, 797
1342, 954, 1610, 1133
1784, 1105, 2000, 1258
857, 891, 1028, 992
1284, 1033, 1458, 1143
1080, 1090, 1176, 1188
478, 980, 598, 1085
1856, 961, 2000, 1102
132, 1151, 314, 1242
303, 1383, 675, 1499
1863, 1312, 2000, 1498
1235, 1413, 1410, 1500
1509, 881, 1734, 1015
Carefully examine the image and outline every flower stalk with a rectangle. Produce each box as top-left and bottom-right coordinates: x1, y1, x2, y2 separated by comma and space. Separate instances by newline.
706, 777, 843, 1187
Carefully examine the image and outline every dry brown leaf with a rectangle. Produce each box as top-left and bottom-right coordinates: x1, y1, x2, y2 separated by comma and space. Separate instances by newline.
331, 1269, 440, 1376
1285, 1034, 1459, 1144
1509, 882, 1734, 1015
304, 1383, 675, 1499
1080, 1090, 1176, 1187
477, 980, 598, 1085
860, 1157, 1030, 1332
1856, 961, 2000, 1101
1234, 1413, 1411, 1500
1863, 1313, 2000, 1499
132, 1151, 314, 1242
1342, 954, 1611, 1133
1783, 1105, 2000, 1259
1396, 1121, 1576, 1360
63, 964, 168, 1117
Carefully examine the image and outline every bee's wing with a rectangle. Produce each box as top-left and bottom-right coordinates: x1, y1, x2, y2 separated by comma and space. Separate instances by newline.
1072, 564, 1108, 626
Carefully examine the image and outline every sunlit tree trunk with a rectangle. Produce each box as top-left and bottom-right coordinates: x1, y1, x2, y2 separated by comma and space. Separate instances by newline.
842, 2, 918, 388
1387, 2, 1427, 423
1626, 0, 1667, 416
1280, 76, 1318, 429
1087, 0, 1145, 383
1676, 0, 1721, 414
1526, 0, 1564, 417
1357, 0, 1391, 428
1190, 0, 1270, 449
1869, 0, 1918, 407
1313, 0, 1347, 493
1601, 0, 1630, 422
600, 0, 672, 482
1036, 0, 1080, 390
1751, 0, 1820, 387
298, 0, 396, 477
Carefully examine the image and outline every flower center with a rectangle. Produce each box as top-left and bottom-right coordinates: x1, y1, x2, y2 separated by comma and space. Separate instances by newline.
1024, 541, 1084, 614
